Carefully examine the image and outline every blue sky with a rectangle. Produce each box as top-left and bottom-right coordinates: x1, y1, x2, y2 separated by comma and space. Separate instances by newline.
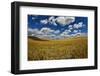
28, 15, 88, 39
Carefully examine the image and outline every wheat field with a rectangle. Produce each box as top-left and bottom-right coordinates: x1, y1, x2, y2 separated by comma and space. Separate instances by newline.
28, 37, 88, 61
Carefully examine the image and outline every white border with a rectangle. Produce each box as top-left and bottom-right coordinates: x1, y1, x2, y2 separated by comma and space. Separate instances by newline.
20, 6, 95, 70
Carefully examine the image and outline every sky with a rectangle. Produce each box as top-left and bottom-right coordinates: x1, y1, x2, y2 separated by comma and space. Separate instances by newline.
28, 15, 88, 39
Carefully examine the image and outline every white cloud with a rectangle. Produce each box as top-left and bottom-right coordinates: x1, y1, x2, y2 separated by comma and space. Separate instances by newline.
69, 32, 87, 37
60, 33, 71, 38
60, 29, 71, 37
40, 16, 57, 26
48, 16, 57, 26
68, 25, 72, 28
28, 28, 39, 36
56, 17, 75, 26
65, 29, 71, 33
28, 26, 87, 40
28, 28, 34, 33
39, 29, 60, 39
41, 34, 57, 39
49, 16, 54, 21
73, 30, 78, 33
28, 27, 65, 39
54, 30, 60, 34
28, 27, 56, 39
28, 28, 39, 34
73, 22, 84, 29
40, 16, 76, 27
40, 19, 48, 24
40, 27, 54, 35
69, 34, 76, 37
68, 25, 73, 30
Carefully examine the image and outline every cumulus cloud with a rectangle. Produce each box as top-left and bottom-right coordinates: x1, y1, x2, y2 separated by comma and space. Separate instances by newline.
28, 28, 34, 33
28, 27, 86, 40
73, 30, 78, 33
48, 16, 57, 26
74, 32, 87, 37
68, 32, 87, 37
60, 29, 71, 37
54, 30, 60, 34
68, 25, 73, 30
28, 28, 39, 36
40, 17, 57, 26
60, 33, 71, 38
40, 19, 48, 24
40, 16, 75, 26
39, 28, 60, 39
56, 17, 75, 26
41, 34, 57, 39
65, 29, 71, 33
42, 29, 60, 39
28, 27, 65, 39
59, 29, 87, 38
28, 27, 56, 39
40, 27, 54, 34
73, 22, 85, 29
68, 25, 72, 28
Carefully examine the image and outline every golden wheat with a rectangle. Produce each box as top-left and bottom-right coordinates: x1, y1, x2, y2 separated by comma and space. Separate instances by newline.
28, 37, 88, 61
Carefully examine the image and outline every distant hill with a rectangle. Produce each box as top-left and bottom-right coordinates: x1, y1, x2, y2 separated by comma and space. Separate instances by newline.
28, 36, 48, 41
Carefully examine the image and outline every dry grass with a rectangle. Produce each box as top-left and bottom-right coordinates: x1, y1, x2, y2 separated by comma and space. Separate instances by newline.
28, 37, 88, 61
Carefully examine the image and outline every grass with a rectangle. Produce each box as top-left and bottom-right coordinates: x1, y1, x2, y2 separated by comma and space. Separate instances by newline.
28, 37, 88, 61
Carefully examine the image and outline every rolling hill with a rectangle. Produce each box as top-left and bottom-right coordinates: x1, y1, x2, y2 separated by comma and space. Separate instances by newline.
28, 36, 48, 41
28, 36, 88, 61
